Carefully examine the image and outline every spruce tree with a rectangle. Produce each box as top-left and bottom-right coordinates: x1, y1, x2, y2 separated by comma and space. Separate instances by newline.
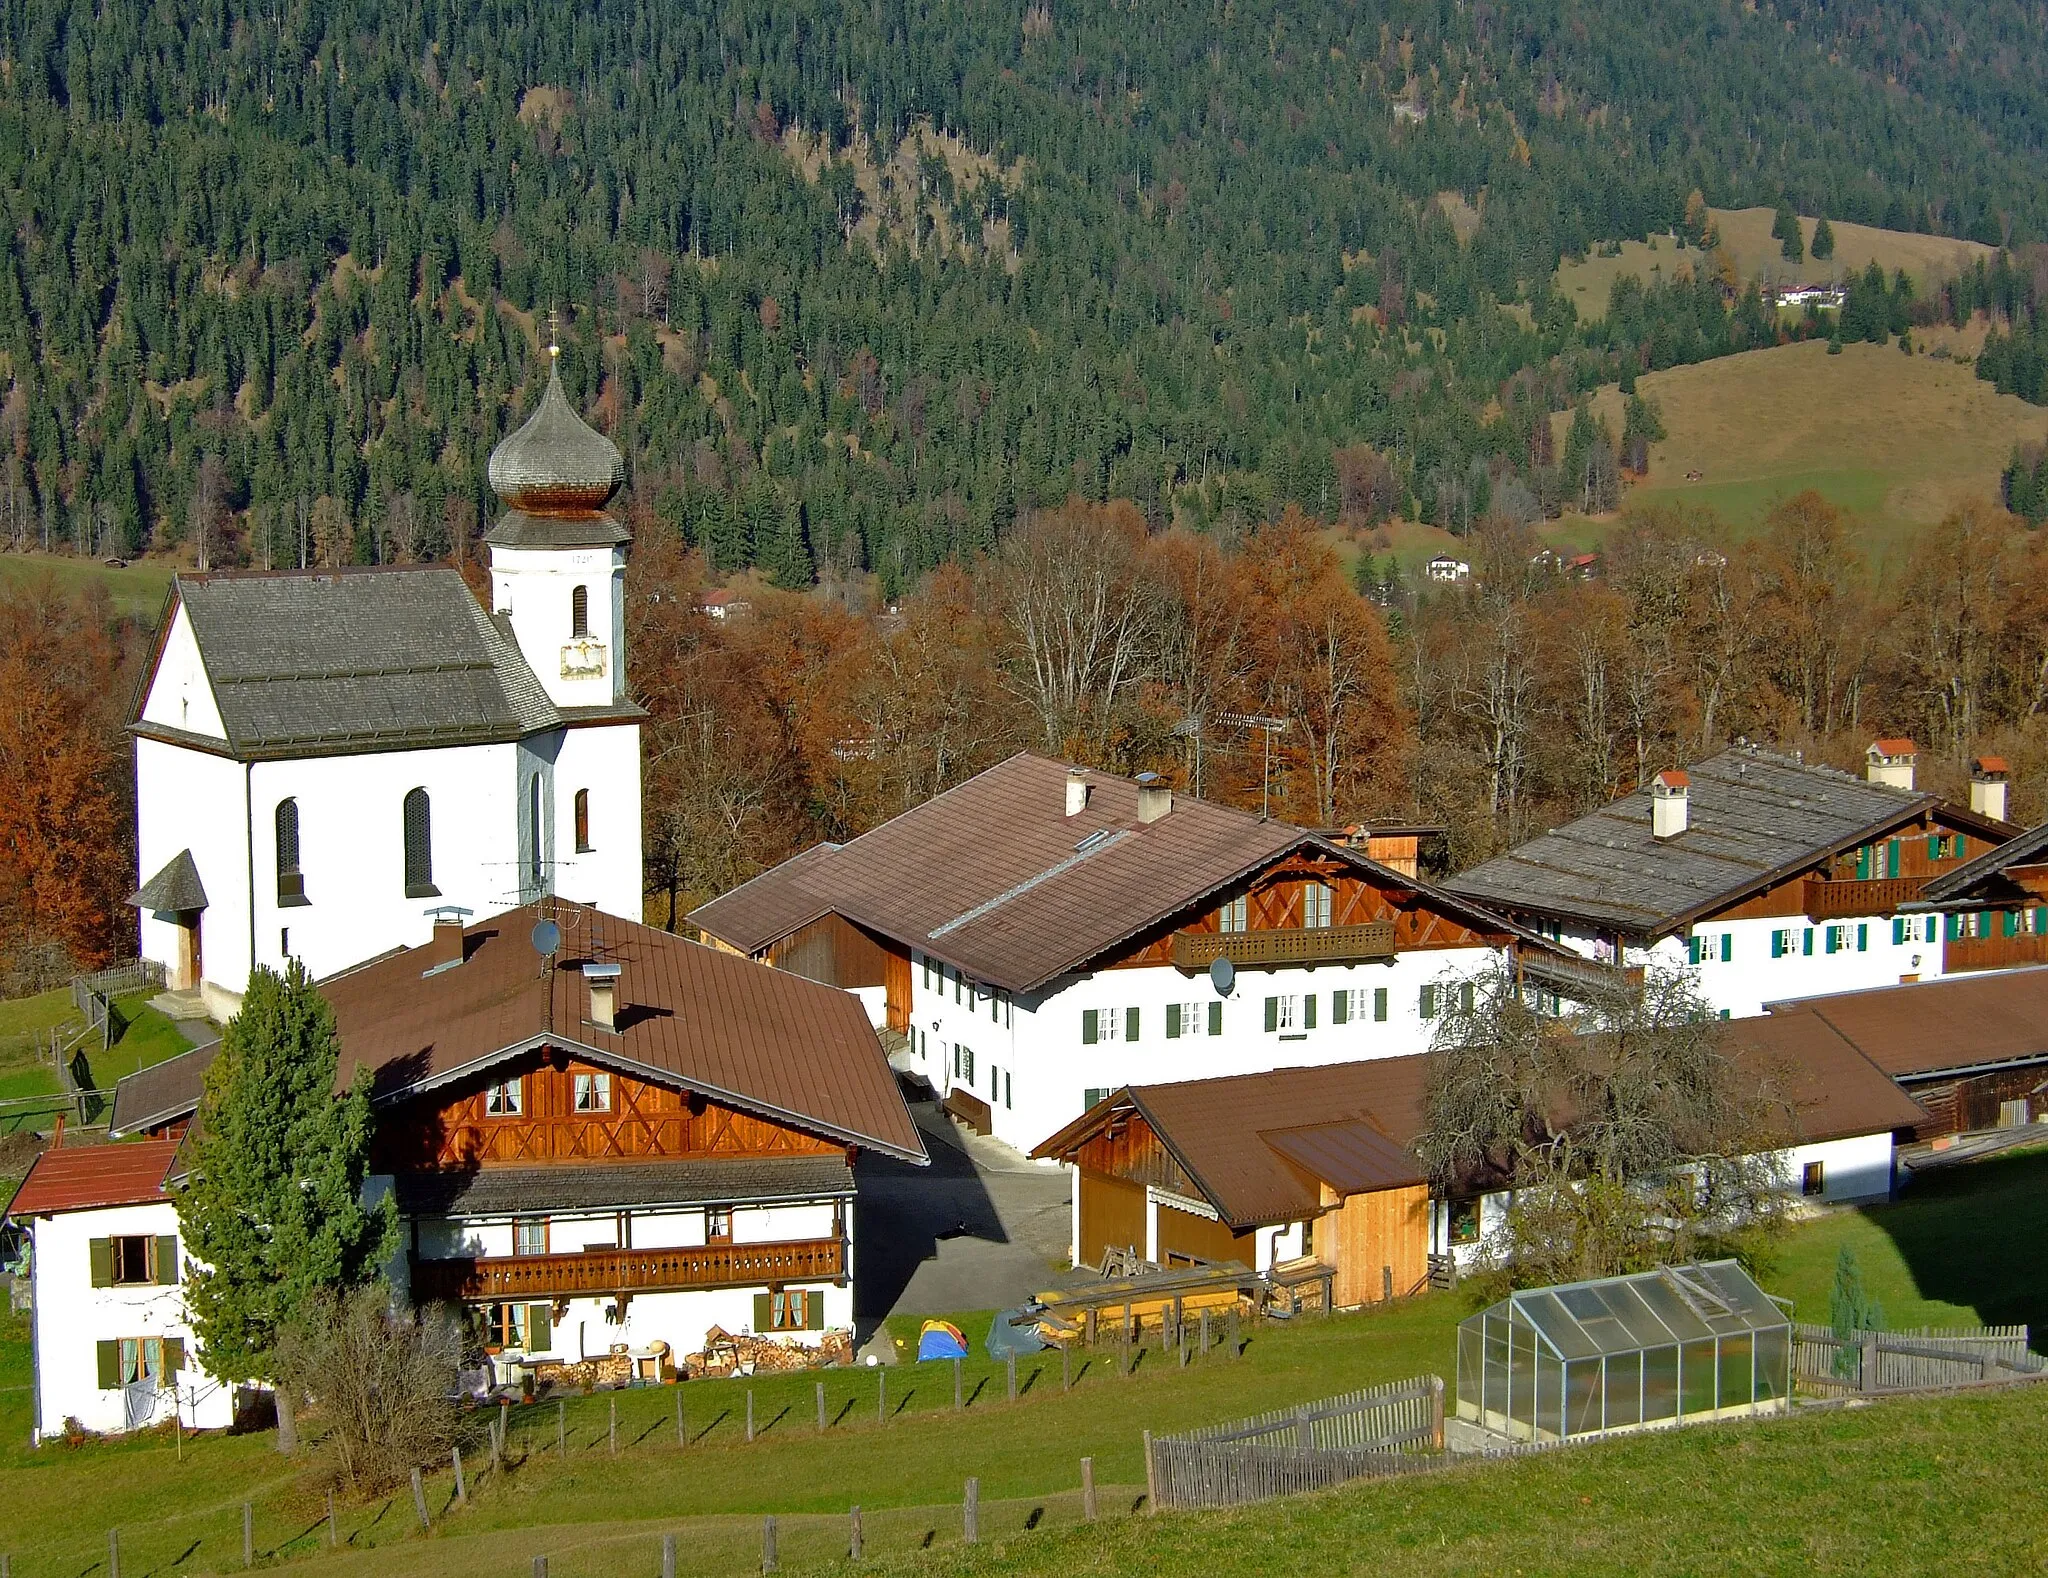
1829, 1244, 1885, 1379
1811, 216, 1836, 260
1773, 202, 1805, 263
176, 962, 396, 1449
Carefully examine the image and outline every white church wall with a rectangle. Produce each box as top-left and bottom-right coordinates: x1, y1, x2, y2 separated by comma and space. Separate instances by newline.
134, 738, 251, 997
552, 723, 643, 921
137, 603, 226, 740
489, 544, 627, 710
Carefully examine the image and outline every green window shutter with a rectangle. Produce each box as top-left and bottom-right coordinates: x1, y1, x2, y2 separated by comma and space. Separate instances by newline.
1956, 836, 1969, 859
527, 1303, 552, 1352
1855, 846, 1871, 879
1125, 1007, 1140, 1042
1892, 919, 1905, 945
1165, 1003, 1181, 1039
1770, 931, 1782, 959
1264, 997, 1279, 1033
154, 1236, 178, 1285
2005, 909, 2020, 938
1887, 840, 1901, 878
1420, 984, 1436, 1020
1303, 995, 1318, 1030
1460, 982, 1475, 1014
1927, 835, 1939, 860
1373, 987, 1388, 1022
1331, 991, 1349, 1025
89, 1238, 113, 1289
1687, 936, 1701, 965
1824, 928, 1837, 955
162, 1337, 186, 1378
96, 1340, 121, 1389
753, 1293, 773, 1332
1720, 935, 1733, 963
1803, 929, 1814, 957
1945, 913, 1958, 941
1081, 1009, 1098, 1045
2036, 907, 2047, 935
1207, 1001, 1222, 1036
1857, 923, 1868, 952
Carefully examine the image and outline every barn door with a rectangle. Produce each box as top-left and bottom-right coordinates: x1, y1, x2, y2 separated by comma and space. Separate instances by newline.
884, 949, 911, 1033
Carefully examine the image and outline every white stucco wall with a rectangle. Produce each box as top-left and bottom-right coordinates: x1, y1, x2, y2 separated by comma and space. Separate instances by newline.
491, 1282, 853, 1370
489, 544, 628, 709
1770, 1130, 1896, 1205
134, 737, 252, 996
908, 945, 1503, 1155
551, 723, 643, 919
137, 604, 226, 738
28, 1203, 235, 1438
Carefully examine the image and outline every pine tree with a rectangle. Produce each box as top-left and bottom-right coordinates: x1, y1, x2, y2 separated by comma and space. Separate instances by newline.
1772, 202, 1805, 264
1811, 217, 1836, 260
1828, 1244, 1885, 1380
176, 962, 396, 1449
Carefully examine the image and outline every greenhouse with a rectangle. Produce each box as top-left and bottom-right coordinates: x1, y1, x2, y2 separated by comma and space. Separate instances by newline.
1456, 1260, 1792, 1443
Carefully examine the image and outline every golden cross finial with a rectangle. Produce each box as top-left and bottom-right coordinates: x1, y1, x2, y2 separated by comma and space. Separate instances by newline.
547, 306, 561, 359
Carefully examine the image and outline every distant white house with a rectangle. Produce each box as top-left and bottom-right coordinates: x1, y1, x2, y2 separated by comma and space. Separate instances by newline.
1425, 554, 1470, 583
5, 1141, 236, 1439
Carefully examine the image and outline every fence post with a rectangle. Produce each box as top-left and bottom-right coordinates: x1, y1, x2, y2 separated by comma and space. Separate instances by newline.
677, 1388, 686, 1447
1862, 1330, 1879, 1391
762, 1514, 779, 1572
610, 1396, 620, 1455
1006, 1355, 1017, 1401
242, 1501, 254, 1567
954, 1356, 963, 1410
1430, 1374, 1445, 1451
1294, 1408, 1312, 1451
1383, 1265, 1394, 1304
817, 1380, 827, 1431
327, 1491, 337, 1548
1143, 1429, 1158, 1515
109, 1529, 120, 1578
963, 1477, 979, 1544
878, 1369, 886, 1423
849, 1505, 863, 1561
498, 1399, 511, 1466
1200, 1309, 1210, 1358
747, 1389, 756, 1443
453, 1445, 468, 1504
1082, 1456, 1097, 1521
1062, 1343, 1072, 1392
533, 1558, 548, 1578
558, 1399, 567, 1460
1229, 1306, 1240, 1358
663, 1531, 677, 1578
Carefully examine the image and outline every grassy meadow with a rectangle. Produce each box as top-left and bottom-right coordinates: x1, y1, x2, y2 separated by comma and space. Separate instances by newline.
0, 550, 176, 623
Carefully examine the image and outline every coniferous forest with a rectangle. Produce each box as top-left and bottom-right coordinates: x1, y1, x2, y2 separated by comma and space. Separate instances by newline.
5, 0, 2048, 585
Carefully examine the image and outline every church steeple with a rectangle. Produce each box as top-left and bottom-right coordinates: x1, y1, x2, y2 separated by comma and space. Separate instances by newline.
486, 339, 628, 526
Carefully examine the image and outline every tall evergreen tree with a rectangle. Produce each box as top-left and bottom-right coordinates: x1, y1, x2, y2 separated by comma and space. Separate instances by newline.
176, 962, 395, 1449
1811, 216, 1836, 260
1773, 202, 1806, 263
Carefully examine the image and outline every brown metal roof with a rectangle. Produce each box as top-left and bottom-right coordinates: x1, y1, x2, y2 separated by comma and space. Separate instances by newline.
1258, 1119, 1425, 1197
690, 753, 1529, 993
5, 1139, 183, 1218
109, 1040, 221, 1137
1715, 1012, 1930, 1139
315, 900, 925, 1163
1765, 967, 2048, 1081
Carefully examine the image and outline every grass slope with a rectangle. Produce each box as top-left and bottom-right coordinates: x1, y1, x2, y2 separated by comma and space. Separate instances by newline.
1600, 339, 2048, 563
0, 550, 176, 623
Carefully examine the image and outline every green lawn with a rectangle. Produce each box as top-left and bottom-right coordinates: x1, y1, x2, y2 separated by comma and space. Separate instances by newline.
0, 550, 177, 623
0, 989, 193, 1140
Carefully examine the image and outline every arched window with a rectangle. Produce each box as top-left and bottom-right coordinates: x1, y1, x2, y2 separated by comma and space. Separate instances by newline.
574, 788, 592, 852
403, 788, 438, 897
527, 776, 545, 891
275, 799, 304, 903
570, 584, 590, 639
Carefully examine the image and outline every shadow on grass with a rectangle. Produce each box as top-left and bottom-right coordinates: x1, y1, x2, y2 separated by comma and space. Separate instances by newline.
1871, 1148, 2048, 1339
691, 1408, 730, 1445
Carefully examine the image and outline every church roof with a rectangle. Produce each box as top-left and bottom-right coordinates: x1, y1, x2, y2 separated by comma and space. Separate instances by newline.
129, 848, 208, 913
484, 509, 632, 549
486, 355, 626, 516
139, 567, 564, 760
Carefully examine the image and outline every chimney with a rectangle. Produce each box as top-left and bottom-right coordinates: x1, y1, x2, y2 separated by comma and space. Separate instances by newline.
422, 905, 474, 977
1866, 739, 1918, 791
1971, 756, 2010, 822
1065, 768, 1090, 817
1135, 771, 1173, 824
584, 961, 622, 1032
1651, 770, 1690, 840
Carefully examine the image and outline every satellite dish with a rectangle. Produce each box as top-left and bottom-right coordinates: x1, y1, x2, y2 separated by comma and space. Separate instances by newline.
531, 919, 561, 957
1209, 956, 1236, 997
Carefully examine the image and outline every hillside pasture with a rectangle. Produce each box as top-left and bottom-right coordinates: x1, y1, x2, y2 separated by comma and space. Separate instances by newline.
0, 550, 177, 623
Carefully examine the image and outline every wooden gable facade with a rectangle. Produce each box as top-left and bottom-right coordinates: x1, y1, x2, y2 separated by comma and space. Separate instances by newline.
1710, 809, 2004, 928
375, 1048, 844, 1172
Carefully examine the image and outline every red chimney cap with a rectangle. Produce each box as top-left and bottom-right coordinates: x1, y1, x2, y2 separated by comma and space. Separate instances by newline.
1653, 769, 1690, 790
1973, 756, 2010, 776
1869, 738, 1918, 758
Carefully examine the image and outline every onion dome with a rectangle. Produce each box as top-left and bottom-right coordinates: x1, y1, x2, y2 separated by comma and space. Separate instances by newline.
487, 345, 626, 515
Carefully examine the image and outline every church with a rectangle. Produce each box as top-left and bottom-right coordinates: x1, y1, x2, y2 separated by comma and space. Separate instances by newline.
128, 348, 645, 1016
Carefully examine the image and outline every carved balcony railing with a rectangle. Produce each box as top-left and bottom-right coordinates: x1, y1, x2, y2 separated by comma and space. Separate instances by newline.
1517, 948, 1643, 1003
1170, 921, 1396, 972
411, 1236, 844, 1303
1802, 876, 1922, 921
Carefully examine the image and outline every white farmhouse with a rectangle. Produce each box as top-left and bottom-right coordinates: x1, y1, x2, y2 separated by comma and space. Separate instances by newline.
5, 1140, 236, 1439
1445, 743, 2017, 1020
690, 756, 1554, 1156
128, 349, 644, 1017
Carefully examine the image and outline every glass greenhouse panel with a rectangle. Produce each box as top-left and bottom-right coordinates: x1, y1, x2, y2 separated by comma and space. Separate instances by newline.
1680, 1340, 1720, 1416
1604, 1350, 1643, 1429
1564, 1358, 1603, 1437
1717, 1334, 1755, 1410
1642, 1342, 1680, 1421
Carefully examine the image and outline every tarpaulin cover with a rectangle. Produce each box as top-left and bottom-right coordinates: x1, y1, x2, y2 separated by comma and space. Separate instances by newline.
985, 1304, 1049, 1360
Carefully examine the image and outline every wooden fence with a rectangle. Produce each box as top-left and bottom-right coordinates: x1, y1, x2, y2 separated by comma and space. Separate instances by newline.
1147, 1374, 1444, 1510
1792, 1322, 2045, 1393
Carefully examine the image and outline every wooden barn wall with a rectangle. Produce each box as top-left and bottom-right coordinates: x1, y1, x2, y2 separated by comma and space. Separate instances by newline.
377, 1055, 842, 1170
1326, 1184, 1430, 1307
1077, 1171, 1147, 1269
767, 912, 892, 989
1110, 852, 1498, 971
1714, 817, 2009, 924
1902, 1065, 2048, 1139
1155, 1201, 1254, 1268
1070, 1116, 1198, 1196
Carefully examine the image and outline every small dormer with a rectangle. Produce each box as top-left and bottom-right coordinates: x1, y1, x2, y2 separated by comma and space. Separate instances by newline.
485, 341, 632, 709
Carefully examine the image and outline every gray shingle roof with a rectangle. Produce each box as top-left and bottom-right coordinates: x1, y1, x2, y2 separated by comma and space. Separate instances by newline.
1445, 747, 1940, 938
129, 849, 209, 913
485, 510, 632, 549
147, 568, 562, 759
394, 1157, 853, 1217
109, 1039, 221, 1136
1912, 819, 2048, 907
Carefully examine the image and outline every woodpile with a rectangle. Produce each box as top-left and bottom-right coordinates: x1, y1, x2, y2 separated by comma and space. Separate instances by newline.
686, 1326, 854, 1377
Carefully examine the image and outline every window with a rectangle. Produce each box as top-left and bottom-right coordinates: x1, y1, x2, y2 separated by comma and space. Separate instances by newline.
954, 1044, 975, 1083
527, 775, 544, 888
275, 798, 305, 903
571, 583, 590, 639
90, 1234, 176, 1288
1893, 918, 1908, 945
1419, 984, 1437, 1020
574, 1072, 612, 1112
96, 1336, 184, 1390
1264, 994, 1312, 1033
403, 787, 437, 897
574, 788, 592, 852
1166, 1002, 1203, 1038
1002, 1070, 1012, 1109
482, 1302, 552, 1352
1081, 1009, 1134, 1044
1218, 896, 1248, 933
1771, 929, 1791, 959
513, 1218, 549, 1256
1084, 1087, 1112, 1112
485, 1078, 524, 1116
1447, 1199, 1481, 1245
706, 1208, 733, 1243
1302, 882, 1332, 929
759, 1288, 821, 1331
1801, 1161, 1825, 1198
1825, 925, 1846, 955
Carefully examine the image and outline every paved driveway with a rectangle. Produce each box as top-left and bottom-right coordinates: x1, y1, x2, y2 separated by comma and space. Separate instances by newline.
852, 1104, 1074, 1348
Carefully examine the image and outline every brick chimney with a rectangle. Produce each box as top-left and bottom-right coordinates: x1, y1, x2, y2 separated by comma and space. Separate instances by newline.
422, 905, 473, 977
1135, 771, 1174, 824
1866, 739, 1918, 790
1971, 756, 2010, 822
1651, 770, 1690, 840
1065, 768, 1090, 817
584, 961, 622, 1032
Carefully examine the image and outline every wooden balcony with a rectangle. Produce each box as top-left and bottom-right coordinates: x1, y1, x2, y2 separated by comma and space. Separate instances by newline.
1518, 947, 1643, 1003
1170, 921, 1396, 972
411, 1237, 844, 1303
1943, 933, 2048, 974
1802, 876, 1921, 921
